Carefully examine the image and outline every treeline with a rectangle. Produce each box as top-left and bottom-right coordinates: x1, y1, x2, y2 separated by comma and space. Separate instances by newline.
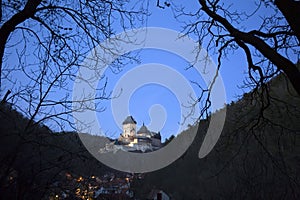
0, 103, 118, 199
132, 73, 300, 199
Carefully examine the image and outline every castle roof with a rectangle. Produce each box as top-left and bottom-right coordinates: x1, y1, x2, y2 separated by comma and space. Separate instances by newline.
122, 116, 137, 125
137, 123, 151, 135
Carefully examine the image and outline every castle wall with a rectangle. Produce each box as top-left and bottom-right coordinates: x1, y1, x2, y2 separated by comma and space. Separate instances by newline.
151, 138, 162, 147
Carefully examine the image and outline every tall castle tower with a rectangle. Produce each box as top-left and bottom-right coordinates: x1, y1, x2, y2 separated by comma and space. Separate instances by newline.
122, 116, 137, 137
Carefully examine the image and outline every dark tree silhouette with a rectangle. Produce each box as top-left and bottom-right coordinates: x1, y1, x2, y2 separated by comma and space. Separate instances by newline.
1, 1, 299, 199
0, 1, 147, 198
0, 0, 147, 129
174, 0, 300, 96
146, 2, 300, 198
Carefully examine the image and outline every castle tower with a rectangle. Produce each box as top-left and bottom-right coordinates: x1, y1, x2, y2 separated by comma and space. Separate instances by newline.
137, 122, 152, 138
122, 116, 137, 137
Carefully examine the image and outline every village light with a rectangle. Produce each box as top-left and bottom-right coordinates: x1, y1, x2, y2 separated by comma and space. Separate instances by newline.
77, 176, 83, 182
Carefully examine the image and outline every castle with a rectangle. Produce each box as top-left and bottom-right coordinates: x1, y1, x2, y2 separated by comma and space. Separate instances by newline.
117, 116, 162, 151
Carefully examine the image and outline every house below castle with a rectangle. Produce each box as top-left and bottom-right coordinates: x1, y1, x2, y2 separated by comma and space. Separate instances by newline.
117, 116, 162, 152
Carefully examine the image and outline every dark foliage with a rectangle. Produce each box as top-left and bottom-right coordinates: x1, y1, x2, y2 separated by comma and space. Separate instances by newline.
133, 72, 300, 199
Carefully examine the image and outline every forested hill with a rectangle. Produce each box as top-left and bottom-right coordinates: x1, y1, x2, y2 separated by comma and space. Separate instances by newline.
132, 73, 300, 199
0, 102, 121, 199
0, 72, 299, 199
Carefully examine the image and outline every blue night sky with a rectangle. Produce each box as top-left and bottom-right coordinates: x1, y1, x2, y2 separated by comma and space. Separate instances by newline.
5, 1, 297, 142
95, 1, 254, 141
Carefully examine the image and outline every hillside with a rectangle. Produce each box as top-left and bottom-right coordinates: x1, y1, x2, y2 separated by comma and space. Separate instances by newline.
131, 73, 300, 199
0, 103, 123, 199
0, 72, 299, 199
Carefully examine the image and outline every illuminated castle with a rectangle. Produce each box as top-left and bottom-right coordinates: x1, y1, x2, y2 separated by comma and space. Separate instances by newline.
118, 116, 162, 151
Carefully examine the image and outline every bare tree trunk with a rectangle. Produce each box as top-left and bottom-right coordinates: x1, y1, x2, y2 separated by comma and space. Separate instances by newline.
275, 0, 300, 43
198, 0, 300, 96
0, 89, 10, 104
0, 0, 42, 90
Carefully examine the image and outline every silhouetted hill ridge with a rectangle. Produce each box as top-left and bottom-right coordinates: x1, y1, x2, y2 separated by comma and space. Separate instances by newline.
132, 72, 300, 199
0, 71, 299, 199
